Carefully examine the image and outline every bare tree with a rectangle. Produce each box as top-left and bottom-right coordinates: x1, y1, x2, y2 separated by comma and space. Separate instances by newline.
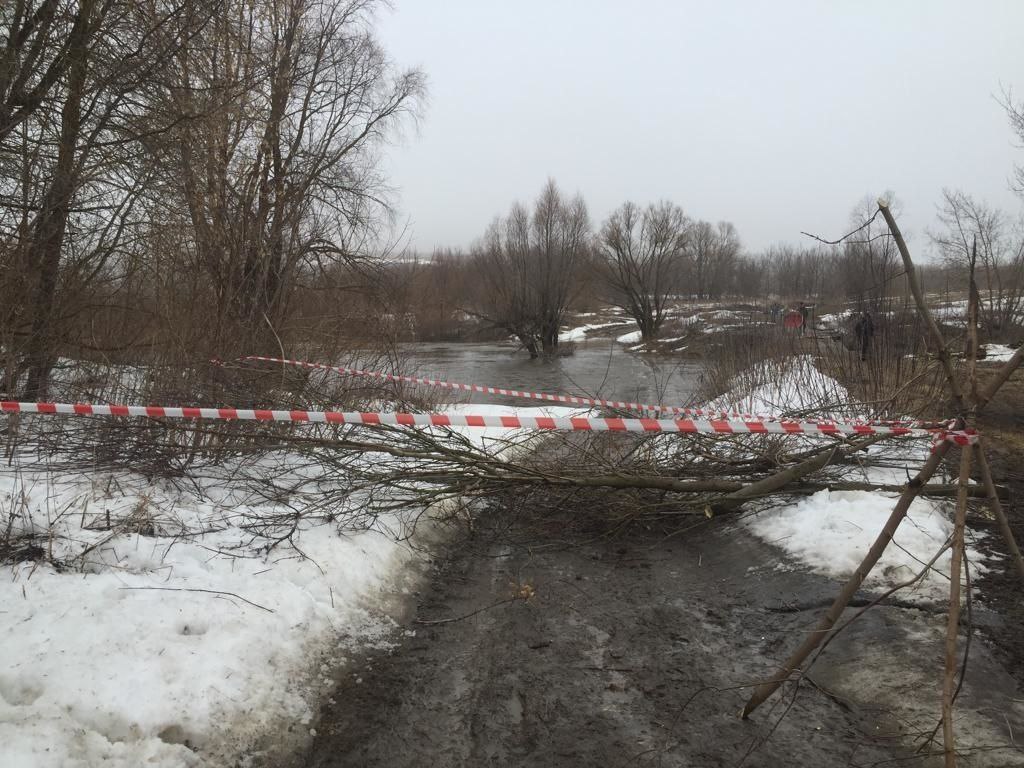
597, 200, 688, 341
1, 1, 208, 398
471, 180, 589, 357
688, 219, 741, 299
838, 197, 902, 313
932, 189, 1024, 337
143, 0, 425, 354
1003, 88, 1024, 195
0, 0, 78, 143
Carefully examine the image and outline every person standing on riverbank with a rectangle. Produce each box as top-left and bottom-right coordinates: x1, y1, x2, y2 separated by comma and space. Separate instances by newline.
854, 310, 875, 361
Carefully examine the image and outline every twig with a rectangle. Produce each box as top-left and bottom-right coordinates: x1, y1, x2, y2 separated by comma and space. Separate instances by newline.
414, 596, 518, 625
119, 586, 274, 612
799, 209, 881, 245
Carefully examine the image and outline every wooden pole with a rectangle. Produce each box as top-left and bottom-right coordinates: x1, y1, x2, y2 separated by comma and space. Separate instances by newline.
877, 201, 966, 416
941, 446, 973, 767
975, 345, 1024, 412
741, 440, 951, 718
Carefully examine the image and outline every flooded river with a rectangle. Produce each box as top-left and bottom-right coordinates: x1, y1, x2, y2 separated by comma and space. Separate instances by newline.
400, 339, 702, 407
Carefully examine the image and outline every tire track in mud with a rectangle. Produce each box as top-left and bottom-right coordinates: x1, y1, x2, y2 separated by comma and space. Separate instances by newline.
301, 516, 1024, 767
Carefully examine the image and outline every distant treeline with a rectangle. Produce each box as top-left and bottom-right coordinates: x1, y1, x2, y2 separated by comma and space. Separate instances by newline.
388, 185, 1023, 351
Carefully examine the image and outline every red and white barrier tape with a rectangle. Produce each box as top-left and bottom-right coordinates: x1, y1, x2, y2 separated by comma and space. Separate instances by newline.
236, 355, 931, 430
1, 400, 961, 441
236, 355, 692, 415
931, 422, 980, 451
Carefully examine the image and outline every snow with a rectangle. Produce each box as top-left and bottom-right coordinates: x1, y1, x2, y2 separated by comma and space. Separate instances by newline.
3, 459, 431, 761
744, 489, 984, 601
0, 404, 578, 767
818, 311, 850, 327
557, 322, 623, 342
707, 355, 855, 418
724, 359, 986, 602
983, 343, 1018, 362
615, 330, 642, 344
1, 460, 414, 768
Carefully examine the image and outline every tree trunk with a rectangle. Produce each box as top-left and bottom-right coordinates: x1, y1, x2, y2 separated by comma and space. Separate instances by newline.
21, 1, 97, 400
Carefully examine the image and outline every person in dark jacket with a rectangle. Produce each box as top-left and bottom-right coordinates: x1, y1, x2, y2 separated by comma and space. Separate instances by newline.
853, 310, 875, 361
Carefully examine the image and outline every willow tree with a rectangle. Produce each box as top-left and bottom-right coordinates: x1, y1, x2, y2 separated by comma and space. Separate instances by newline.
472, 180, 589, 358
597, 200, 689, 341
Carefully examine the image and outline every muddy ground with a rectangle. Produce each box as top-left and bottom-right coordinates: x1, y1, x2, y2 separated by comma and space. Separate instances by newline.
299, 507, 1024, 768
973, 365, 1024, 684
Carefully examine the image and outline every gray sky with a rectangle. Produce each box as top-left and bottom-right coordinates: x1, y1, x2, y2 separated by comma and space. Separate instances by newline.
378, 1, 1024, 258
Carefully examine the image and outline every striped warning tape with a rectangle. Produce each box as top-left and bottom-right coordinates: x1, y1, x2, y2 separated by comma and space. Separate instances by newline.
0, 400, 946, 439
235, 355, 931, 430
235, 355, 690, 414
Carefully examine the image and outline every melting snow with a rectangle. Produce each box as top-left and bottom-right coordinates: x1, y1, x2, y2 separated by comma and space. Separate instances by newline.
983, 343, 1018, 362
0, 404, 578, 767
744, 489, 985, 601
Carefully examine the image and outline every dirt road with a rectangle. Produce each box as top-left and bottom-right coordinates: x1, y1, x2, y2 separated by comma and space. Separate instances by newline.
298, 510, 1024, 768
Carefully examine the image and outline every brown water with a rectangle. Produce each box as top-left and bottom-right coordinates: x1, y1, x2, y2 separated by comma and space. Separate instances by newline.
400, 339, 702, 408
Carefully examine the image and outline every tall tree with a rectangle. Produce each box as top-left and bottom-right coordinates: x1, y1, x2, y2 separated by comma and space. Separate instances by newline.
932, 189, 1024, 336
147, 0, 425, 354
838, 197, 901, 313
1, 1, 222, 398
472, 180, 589, 357
597, 200, 688, 341
688, 219, 741, 300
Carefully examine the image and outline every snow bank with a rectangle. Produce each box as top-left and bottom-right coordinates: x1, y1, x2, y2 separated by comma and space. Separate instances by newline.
0, 460, 416, 768
741, 399, 987, 606
0, 404, 577, 767
744, 489, 984, 601
983, 343, 1018, 363
557, 322, 623, 343
708, 355, 854, 418
616, 330, 642, 344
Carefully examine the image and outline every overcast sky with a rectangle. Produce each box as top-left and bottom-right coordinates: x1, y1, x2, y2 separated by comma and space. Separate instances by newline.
377, 1, 1023, 258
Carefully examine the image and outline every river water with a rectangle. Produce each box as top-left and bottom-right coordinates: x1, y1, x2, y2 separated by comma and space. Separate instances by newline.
399, 340, 703, 408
